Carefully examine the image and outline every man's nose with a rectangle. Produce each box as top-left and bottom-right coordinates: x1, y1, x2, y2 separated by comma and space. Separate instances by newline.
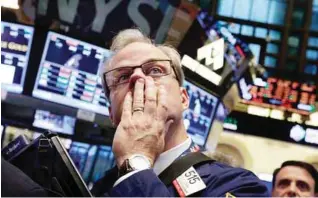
129, 68, 146, 89
286, 183, 298, 197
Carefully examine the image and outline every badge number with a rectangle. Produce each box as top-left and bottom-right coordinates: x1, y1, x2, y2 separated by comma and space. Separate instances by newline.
173, 166, 206, 197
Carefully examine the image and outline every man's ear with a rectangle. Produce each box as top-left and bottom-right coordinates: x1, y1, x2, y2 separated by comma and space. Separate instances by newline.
180, 87, 189, 111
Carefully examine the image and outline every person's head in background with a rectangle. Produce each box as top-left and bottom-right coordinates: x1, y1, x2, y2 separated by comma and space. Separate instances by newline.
272, 160, 318, 197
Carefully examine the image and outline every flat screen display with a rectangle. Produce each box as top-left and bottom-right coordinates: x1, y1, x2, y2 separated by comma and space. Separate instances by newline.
1, 22, 34, 93
89, 145, 115, 185
32, 32, 111, 115
32, 109, 76, 135
68, 141, 94, 174
183, 80, 219, 146
81, 145, 98, 183
238, 74, 316, 115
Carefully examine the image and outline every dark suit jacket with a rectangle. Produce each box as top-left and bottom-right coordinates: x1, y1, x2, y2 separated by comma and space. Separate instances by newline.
1, 158, 48, 197
92, 161, 270, 197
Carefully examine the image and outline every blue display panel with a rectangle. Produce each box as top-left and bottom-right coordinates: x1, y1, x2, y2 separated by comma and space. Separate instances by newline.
1, 22, 34, 93
68, 141, 92, 173
81, 145, 98, 183
32, 109, 76, 135
32, 32, 111, 115
68, 143, 114, 186
89, 145, 115, 186
183, 80, 219, 146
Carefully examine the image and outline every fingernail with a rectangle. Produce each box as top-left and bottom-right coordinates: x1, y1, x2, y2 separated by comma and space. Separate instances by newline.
138, 78, 144, 83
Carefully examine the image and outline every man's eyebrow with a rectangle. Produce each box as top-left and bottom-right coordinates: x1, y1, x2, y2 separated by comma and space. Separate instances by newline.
106, 58, 170, 73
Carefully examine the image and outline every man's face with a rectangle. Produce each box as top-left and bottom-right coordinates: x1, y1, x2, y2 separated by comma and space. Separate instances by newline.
106, 42, 188, 126
272, 166, 316, 197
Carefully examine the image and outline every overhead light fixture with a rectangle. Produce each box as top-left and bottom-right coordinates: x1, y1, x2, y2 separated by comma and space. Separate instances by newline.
270, 109, 284, 120
305, 128, 318, 145
287, 113, 303, 124
247, 105, 270, 117
305, 112, 318, 127
1, 0, 19, 9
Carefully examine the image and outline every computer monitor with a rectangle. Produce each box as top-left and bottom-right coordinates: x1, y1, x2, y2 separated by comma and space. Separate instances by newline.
1, 22, 34, 93
8, 133, 92, 197
237, 71, 316, 115
183, 80, 219, 146
89, 145, 115, 186
81, 145, 98, 183
32, 109, 76, 135
32, 32, 111, 115
68, 141, 92, 174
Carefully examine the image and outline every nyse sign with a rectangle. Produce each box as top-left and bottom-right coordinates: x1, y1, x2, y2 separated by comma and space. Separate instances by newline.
36, 0, 178, 43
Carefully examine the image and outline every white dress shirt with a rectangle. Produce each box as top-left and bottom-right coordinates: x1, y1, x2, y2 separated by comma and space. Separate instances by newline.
114, 137, 192, 186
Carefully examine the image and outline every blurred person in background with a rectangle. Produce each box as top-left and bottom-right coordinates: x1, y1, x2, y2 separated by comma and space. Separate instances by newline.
272, 160, 318, 197
91, 28, 269, 197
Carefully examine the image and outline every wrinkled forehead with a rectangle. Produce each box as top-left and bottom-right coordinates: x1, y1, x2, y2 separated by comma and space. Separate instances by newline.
107, 42, 169, 71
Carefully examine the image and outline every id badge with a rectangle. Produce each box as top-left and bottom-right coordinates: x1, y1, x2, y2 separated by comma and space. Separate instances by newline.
172, 166, 206, 197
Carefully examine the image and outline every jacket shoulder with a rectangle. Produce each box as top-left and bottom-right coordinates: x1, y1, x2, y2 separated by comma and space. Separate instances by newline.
197, 162, 270, 197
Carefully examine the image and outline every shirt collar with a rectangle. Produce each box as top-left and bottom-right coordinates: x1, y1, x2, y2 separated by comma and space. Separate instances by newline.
153, 137, 192, 175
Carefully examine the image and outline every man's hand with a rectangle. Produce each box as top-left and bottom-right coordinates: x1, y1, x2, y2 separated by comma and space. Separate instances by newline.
112, 77, 173, 168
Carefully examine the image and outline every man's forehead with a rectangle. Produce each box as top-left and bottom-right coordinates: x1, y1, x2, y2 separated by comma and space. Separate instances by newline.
108, 42, 169, 70
277, 166, 315, 182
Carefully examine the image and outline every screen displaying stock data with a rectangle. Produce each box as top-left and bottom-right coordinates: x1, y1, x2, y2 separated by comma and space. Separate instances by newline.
32, 32, 111, 115
238, 75, 316, 115
183, 80, 219, 146
1, 22, 34, 93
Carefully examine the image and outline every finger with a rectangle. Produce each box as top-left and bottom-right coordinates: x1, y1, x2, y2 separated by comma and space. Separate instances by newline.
133, 78, 145, 114
121, 91, 133, 119
144, 77, 157, 115
157, 85, 169, 121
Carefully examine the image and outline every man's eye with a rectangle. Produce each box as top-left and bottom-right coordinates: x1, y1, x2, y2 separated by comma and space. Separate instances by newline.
297, 181, 310, 191
278, 179, 290, 188
147, 66, 164, 75
117, 74, 130, 83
